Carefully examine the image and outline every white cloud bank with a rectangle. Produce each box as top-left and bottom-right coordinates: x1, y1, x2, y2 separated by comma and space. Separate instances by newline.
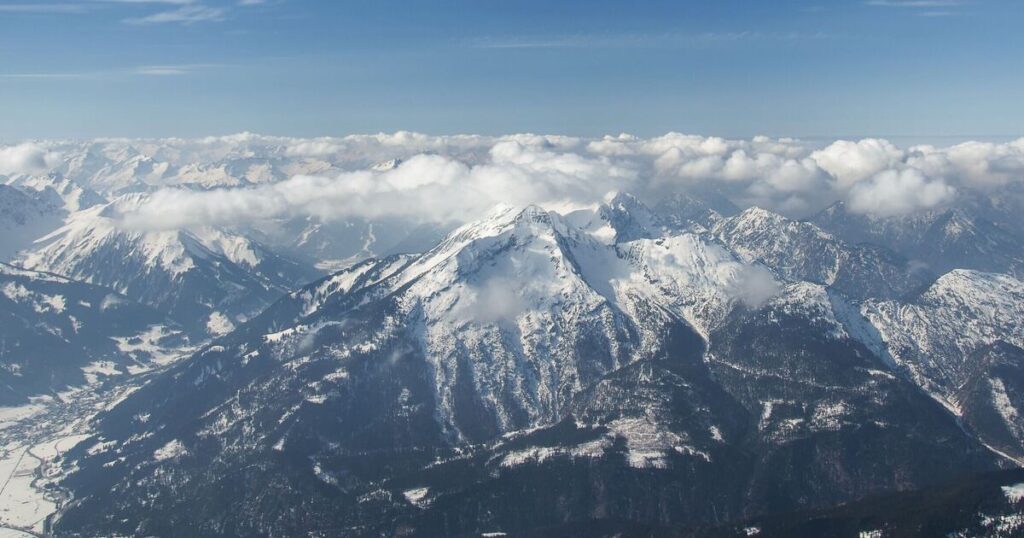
120, 141, 638, 229
0, 143, 59, 176
8, 133, 1024, 229
847, 169, 956, 217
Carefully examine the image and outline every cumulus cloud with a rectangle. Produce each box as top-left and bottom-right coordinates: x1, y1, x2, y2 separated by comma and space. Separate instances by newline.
0, 143, 59, 175
908, 140, 1024, 188
120, 142, 636, 230
810, 139, 904, 188
847, 169, 956, 217
26, 132, 1024, 231
728, 265, 782, 309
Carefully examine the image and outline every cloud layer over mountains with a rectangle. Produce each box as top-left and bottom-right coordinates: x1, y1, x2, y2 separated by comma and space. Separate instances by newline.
0, 143, 60, 176
7, 133, 1024, 229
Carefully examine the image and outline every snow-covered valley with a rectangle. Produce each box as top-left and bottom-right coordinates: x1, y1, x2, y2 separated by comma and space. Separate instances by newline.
0, 339, 192, 536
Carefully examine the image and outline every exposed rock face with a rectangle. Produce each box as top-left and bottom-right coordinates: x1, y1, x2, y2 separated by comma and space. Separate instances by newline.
52, 204, 1014, 537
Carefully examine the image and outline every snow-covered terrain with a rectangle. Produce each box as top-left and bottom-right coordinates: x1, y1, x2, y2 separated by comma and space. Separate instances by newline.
42, 198, 1021, 536
0, 186, 64, 262
0, 364, 190, 536
15, 195, 319, 336
0, 262, 190, 405
0, 134, 1023, 536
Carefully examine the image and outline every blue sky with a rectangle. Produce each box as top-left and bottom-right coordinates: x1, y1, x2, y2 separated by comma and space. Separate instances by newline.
0, 0, 1021, 140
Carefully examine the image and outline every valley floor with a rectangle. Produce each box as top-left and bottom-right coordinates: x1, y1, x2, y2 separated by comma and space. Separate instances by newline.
0, 348, 193, 537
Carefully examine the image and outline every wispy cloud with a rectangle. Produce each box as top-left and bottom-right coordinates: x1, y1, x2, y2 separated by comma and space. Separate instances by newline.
0, 72, 94, 79
865, 0, 963, 6
123, 4, 226, 24
133, 63, 218, 75
0, 0, 262, 24
134, 66, 191, 76
0, 3, 92, 13
0, 0, 194, 12
1, 63, 219, 79
468, 31, 835, 50
865, 0, 967, 17
102, 0, 196, 4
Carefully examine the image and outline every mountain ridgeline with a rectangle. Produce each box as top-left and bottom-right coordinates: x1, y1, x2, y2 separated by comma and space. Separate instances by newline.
43, 193, 1024, 537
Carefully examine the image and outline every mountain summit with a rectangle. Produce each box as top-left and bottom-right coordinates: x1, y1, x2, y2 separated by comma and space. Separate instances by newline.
52, 200, 1013, 537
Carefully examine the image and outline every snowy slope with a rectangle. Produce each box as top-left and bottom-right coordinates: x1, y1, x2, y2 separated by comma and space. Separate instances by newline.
17, 195, 321, 336
0, 185, 64, 262
50, 203, 1003, 537
5, 172, 106, 213
861, 270, 1024, 399
245, 203, 776, 440
716, 207, 932, 300
814, 200, 1024, 278
956, 343, 1024, 461
861, 270, 1024, 461
564, 192, 673, 244
0, 262, 185, 404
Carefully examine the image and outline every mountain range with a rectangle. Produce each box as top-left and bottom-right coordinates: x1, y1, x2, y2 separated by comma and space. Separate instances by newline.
0, 137, 1021, 537
47, 198, 1024, 537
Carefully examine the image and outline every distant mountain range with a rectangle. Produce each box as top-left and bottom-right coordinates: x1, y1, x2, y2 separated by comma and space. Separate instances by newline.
0, 136, 1021, 537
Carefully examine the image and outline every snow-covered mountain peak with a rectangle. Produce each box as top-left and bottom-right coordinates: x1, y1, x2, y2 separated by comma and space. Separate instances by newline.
96, 191, 153, 218
275, 202, 786, 345
716, 207, 837, 272
0, 184, 69, 261
599, 191, 665, 241
507, 203, 558, 227
725, 206, 833, 243
405, 204, 568, 277
732, 205, 785, 226
443, 203, 549, 241
9, 171, 106, 212
618, 232, 780, 335
652, 192, 726, 232
275, 199, 807, 346
862, 269, 1024, 400
715, 203, 932, 300
718, 206, 837, 258
561, 191, 667, 244
925, 269, 1024, 304
400, 204, 599, 309
603, 190, 645, 210
371, 158, 404, 171
23, 201, 194, 277
17, 197, 319, 335
247, 205, 783, 440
